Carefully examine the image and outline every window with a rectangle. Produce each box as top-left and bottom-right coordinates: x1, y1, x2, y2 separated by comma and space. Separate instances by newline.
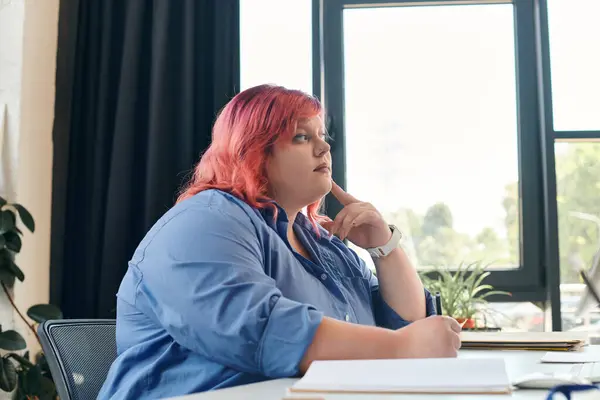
239, 0, 313, 93
341, 4, 520, 271
544, 0, 600, 331
547, 0, 600, 131
322, 0, 544, 298
555, 142, 600, 332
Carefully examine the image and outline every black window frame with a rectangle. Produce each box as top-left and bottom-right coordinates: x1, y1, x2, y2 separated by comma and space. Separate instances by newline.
315, 0, 550, 313
535, 0, 600, 330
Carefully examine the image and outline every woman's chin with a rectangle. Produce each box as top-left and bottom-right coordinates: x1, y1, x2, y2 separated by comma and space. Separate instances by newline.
307, 181, 332, 204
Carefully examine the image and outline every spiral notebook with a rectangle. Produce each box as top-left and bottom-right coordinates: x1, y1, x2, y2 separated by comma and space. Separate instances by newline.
290, 358, 511, 395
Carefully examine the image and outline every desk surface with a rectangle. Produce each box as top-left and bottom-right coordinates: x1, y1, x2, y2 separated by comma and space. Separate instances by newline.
166, 348, 600, 400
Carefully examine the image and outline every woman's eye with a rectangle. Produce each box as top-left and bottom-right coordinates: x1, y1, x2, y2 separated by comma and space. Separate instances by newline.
293, 134, 309, 142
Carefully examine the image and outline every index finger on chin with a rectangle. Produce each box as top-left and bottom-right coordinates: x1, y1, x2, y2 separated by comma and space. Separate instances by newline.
330, 180, 360, 205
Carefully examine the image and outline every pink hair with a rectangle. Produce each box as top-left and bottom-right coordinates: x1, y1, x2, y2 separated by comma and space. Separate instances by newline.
177, 84, 330, 233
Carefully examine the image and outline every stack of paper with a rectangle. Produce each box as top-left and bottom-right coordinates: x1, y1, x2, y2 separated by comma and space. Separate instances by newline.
461, 331, 588, 351
541, 350, 600, 363
290, 358, 511, 395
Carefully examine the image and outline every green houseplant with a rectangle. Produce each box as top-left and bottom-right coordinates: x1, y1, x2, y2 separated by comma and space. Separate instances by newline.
0, 196, 62, 399
419, 261, 511, 329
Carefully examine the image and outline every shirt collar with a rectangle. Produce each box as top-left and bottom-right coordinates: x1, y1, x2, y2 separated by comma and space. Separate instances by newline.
257, 202, 330, 239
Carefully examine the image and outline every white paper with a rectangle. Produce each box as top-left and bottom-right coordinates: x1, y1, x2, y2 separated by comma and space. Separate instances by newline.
541, 351, 600, 363
291, 358, 511, 394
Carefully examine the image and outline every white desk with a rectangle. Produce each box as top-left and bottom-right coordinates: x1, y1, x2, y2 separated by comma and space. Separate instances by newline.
167, 348, 600, 400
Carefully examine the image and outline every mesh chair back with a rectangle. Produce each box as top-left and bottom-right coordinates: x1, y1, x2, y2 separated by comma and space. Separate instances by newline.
38, 319, 116, 400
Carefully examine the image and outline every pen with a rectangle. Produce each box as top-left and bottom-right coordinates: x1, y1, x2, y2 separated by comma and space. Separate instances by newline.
435, 292, 442, 315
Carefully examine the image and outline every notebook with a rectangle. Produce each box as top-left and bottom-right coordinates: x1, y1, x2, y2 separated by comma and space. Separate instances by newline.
289, 358, 511, 395
461, 331, 587, 351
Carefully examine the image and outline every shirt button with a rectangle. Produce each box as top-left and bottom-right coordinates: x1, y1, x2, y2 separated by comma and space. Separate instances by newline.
320, 273, 327, 281
345, 313, 350, 322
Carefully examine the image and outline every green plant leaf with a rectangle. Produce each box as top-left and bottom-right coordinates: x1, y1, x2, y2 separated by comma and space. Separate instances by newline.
15, 374, 26, 399
35, 353, 54, 385
0, 265, 15, 287
38, 375, 56, 398
6, 260, 24, 282
6, 353, 34, 369
479, 290, 512, 299
471, 271, 491, 295
34, 352, 46, 368
464, 264, 486, 295
4, 232, 21, 253
27, 304, 63, 324
19, 365, 55, 399
0, 196, 6, 207
0, 357, 17, 392
13, 205, 34, 233
14, 227, 22, 236
422, 261, 509, 320
0, 251, 17, 286
18, 367, 36, 397
0, 211, 15, 235
471, 284, 494, 298
0, 249, 12, 265
0, 330, 26, 351
0, 235, 4, 248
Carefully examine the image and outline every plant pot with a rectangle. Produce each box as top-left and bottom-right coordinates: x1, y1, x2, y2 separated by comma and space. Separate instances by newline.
455, 318, 502, 332
456, 318, 476, 329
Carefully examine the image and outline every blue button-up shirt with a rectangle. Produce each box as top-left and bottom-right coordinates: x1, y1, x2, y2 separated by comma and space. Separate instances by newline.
98, 189, 435, 399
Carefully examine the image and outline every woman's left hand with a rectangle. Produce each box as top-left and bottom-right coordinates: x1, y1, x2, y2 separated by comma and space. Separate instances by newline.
321, 181, 392, 249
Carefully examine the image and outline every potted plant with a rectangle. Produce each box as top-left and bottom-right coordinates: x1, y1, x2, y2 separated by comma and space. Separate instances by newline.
0, 196, 62, 399
419, 261, 511, 330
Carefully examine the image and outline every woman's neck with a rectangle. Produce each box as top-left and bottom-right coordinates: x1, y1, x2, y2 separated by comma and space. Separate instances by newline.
286, 216, 297, 238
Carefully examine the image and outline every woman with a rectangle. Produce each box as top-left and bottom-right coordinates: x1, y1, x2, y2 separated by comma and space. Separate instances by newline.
98, 84, 461, 400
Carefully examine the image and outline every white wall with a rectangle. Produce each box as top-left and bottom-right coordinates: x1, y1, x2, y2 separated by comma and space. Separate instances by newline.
13, 0, 59, 352
0, 0, 24, 203
0, 0, 26, 334
0, 0, 58, 355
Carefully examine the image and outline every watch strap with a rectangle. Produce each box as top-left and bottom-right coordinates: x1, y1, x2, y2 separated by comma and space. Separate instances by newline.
366, 224, 402, 258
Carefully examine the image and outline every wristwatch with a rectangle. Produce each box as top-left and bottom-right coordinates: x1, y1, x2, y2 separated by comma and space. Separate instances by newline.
366, 224, 402, 259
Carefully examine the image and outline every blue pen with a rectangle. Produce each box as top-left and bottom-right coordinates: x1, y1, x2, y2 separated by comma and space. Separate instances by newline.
435, 292, 442, 315
545, 384, 599, 400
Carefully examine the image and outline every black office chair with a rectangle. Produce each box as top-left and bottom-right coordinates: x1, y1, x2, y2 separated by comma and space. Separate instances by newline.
37, 319, 116, 400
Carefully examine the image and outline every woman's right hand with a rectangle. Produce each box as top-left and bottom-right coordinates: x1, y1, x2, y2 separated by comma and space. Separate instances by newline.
299, 315, 462, 374
393, 316, 462, 358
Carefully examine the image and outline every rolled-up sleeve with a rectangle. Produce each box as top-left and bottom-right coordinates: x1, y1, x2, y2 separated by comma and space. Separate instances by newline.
134, 205, 323, 378
357, 257, 436, 330
372, 285, 436, 330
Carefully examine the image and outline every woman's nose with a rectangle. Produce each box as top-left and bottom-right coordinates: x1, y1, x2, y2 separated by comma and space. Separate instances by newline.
315, 138, 330, 156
